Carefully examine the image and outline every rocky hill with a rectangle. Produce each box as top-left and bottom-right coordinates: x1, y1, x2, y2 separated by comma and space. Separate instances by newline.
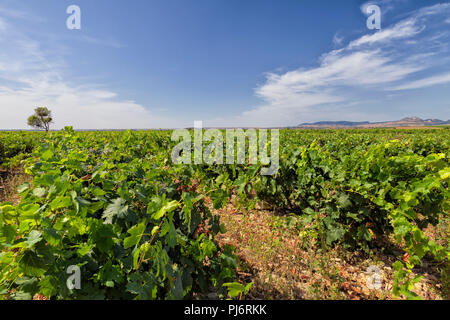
297, 117, 450, 129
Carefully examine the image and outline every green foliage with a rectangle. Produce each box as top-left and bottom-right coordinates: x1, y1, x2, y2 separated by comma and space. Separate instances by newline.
0, 131, 41, 166
223, 281, 253, 299
0, 128, 448, 300
205, 129, 449, 299
0, 129, 237, 300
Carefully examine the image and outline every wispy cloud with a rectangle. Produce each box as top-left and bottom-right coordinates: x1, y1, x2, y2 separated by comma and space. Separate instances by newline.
348, 19, 421, 49
0, 5, 46, 22
389, 72, 450, 90
77, 35, 124, 48
332, 32, 344, 46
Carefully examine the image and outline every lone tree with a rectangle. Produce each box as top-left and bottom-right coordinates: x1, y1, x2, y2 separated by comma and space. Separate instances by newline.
27, 107, 53, 132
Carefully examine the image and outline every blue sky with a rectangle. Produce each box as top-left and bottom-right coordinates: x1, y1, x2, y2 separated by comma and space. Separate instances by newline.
0, 0, 449, 129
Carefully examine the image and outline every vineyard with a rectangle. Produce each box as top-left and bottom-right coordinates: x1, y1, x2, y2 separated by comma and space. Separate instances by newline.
0, 127, 449, 300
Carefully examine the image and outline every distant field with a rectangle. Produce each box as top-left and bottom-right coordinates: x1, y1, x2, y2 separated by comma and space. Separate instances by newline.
393, 126, 447, 129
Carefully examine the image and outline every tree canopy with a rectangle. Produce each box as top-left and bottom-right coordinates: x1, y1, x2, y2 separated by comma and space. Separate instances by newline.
27, 107, 53, 132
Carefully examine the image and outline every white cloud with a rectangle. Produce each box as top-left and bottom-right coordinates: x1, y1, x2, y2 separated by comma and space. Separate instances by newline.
389, 72, 450, 90
415, 3, 450, 17
348, 18, 421, 49
0, 81, 184, 130
228, 49, 422, 126
253, 50, 421, 106
332, 33, 344, 46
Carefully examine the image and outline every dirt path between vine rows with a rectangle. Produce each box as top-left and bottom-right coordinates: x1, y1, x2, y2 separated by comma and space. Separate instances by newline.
0, 167, 31, 205
208, 197, 447, 300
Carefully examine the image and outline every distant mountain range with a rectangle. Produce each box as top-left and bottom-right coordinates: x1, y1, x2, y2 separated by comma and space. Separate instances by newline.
296, 117, 450, 129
